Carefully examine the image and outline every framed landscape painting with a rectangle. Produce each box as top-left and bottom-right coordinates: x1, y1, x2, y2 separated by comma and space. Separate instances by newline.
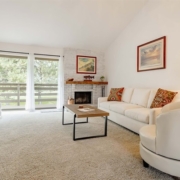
137, 36, 166, 72
76, 55, 96, 74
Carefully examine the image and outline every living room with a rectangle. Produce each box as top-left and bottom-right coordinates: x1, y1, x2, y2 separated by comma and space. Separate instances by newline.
0, 0, 180, 179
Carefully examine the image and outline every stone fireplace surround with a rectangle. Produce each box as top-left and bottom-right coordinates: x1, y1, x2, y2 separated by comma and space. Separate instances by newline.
65, 80, 108, 106
63, 48, 106, 106
67, 84, 101, 106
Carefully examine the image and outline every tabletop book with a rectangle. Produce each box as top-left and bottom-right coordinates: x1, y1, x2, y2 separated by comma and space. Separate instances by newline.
78, 108, 95, 112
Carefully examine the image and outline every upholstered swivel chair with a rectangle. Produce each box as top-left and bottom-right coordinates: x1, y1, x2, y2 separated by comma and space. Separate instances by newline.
139, 102, 180, 177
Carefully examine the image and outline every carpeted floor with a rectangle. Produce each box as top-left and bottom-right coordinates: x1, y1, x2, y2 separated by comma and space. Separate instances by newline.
0, 111, 177, 180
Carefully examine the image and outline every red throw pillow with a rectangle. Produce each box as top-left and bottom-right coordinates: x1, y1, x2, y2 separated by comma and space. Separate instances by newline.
150, 88, 178, 108
107, 88, 124, 101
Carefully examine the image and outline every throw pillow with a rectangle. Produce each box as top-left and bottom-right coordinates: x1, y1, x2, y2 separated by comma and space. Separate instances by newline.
107, 88, 124, 101
150, 88, 178, 108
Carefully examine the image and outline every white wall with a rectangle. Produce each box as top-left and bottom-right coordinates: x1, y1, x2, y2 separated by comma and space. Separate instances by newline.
105, 0, 180, 92
0, 42, 63, 55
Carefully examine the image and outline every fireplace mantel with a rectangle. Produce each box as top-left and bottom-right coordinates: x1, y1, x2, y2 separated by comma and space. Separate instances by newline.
66, 81, 108, 85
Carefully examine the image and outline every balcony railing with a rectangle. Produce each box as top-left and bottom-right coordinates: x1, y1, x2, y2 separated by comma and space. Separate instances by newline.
0, 83, 57, 109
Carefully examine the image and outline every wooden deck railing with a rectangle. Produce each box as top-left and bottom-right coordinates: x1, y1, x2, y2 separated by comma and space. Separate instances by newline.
0, 83, 57, 107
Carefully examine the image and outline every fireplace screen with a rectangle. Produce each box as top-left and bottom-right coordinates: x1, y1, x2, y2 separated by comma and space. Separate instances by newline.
74, 91, 92, 104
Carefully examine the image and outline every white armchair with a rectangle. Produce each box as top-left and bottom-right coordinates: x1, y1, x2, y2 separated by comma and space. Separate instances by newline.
139, 102, 180, 177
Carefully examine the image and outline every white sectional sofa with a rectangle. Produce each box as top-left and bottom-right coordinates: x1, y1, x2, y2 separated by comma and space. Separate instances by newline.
98, 88, 180, 134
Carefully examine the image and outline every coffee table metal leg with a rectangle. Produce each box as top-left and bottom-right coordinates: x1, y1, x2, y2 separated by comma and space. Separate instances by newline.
105, 116, 107, 136
73, 114, 76, 140
62, 109, 108, 141
62, 107, 88, 125
74, 116, 108, 141
62, 106, 64, 125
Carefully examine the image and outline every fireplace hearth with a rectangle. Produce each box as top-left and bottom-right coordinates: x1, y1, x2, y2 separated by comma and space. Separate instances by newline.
74, 91, 92, 104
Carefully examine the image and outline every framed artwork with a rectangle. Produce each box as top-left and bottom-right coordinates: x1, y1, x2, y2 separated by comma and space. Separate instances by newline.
137, 36, 166, 72
76, 55, 97, 74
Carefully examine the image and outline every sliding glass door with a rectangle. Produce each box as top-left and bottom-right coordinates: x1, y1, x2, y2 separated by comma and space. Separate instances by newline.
0, 54, 60, 110
34, 57, 58, 109
0, 55, 27, 109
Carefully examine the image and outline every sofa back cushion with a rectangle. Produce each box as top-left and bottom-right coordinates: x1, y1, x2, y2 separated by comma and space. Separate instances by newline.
121, 88, 134, 103
172, 90, 180, 102
147, 89, 158, 108
130, 88, 151, 107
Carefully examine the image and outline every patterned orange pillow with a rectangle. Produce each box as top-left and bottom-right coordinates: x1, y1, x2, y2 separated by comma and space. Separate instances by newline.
107, 88, 124, 101
150, 88, 178, 108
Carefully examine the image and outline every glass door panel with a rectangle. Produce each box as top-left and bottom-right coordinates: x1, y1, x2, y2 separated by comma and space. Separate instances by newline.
0, 55, 27, 109
34, 58, 58, 109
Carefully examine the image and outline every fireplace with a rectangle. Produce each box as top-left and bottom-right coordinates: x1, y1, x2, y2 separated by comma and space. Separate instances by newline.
74, 91, 92, 104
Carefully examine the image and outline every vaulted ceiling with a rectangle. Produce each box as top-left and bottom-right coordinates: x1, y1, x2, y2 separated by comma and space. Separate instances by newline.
0, 0, 148, 51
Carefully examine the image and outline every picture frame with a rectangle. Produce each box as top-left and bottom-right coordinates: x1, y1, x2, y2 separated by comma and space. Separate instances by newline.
137, 36, 166, 72
76, 55, 97, 74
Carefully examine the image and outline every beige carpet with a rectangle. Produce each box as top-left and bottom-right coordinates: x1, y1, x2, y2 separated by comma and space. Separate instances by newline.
0, 111, 177, 180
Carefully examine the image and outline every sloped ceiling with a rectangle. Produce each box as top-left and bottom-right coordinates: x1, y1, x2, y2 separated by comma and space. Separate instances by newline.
0, 0, 148, 51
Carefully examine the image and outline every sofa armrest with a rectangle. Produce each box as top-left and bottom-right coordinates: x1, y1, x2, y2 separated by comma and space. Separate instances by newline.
98, 97, 108, 108
149, 108, 162, 124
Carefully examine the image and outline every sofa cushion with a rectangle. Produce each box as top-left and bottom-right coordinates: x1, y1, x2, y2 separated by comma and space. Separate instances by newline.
99, 101, 120, 110
139, 125, 156, 152
122, 88, 134, 103
150, 88, 178, 108
130, 88, 151, 107
107, 88, 124, 101
147, 89, 157, 108
110, 102, 141, 115
125, 108, 151, 123
172, 90, 180, 102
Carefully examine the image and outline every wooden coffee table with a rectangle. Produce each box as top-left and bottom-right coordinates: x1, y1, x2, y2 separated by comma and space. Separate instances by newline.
62, 104, 109, 141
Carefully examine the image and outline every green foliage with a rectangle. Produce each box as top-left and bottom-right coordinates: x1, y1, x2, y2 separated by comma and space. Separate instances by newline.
34, 60, 58, 84
0, 57, 58, 84
0, 57, 27, 83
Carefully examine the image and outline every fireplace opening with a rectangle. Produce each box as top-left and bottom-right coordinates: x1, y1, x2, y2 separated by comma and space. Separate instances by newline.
74, 91, 92, 104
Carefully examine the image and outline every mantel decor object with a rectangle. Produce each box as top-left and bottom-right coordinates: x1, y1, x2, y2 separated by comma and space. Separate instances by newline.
83, 75, 94, 82
67, 78, 74, 81
100, 76, 105, 81
68, 98, 74, 105
137, 36, 166, 72
76, 55, 96, 74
